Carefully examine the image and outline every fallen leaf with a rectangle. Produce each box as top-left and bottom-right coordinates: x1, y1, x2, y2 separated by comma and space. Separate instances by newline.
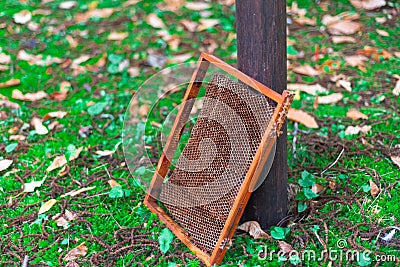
328, 21, 362, 35
391, 156, 400, 169
337, 80, 352, 92
43, 111, 68, 121
108, 179, 121, 188
287, 108, 319, 128
293, 16, 316, 26
376, 29, 389, 37
46, 155, 67, 172
185, 2, 210, 10
332, 36, 357, 44
158, 0, 185, 11
350, 0, 386, 10
287, 83, 328, 95
17, 50, 63, 66
356, 46, 392, 60
237, 221, 271, 239
65, 35, 78, 48
0, 97, 21, 109
293, 65, 321, 76
61, 186, 96, 198
31, 117, 48, 135
0, 159, 13, 172
344, 55, 369, 67
180, 19, 198, 32
369, 180, 380, 197
96, 150, 114, 157
0, 53, 11, 64
321, 12, 360, 26
38, 199, 58, 214
392, 79, 400, 96
53, 209, 77, 226
0, 65, 9, 71
74, 8, 114, 23
123, 0, 140, 7
13, 10, 32, 24
27, 21, 39, 31
346, 109, 368, 120
69, 147, 83, 161
9, 135, 26, 141
107, 32, 129, 41
12, 89, 48, 101
146, 13, 165, 28
278, 240, 294, 253
312, 183, 324, 194
345, 125, 371, 135
166, 53, 193, 64
317, 93, 343, 104
71, 55, 91, 69
59, 1, 77, 9
127, 67, 140, 77
139, 104, 150, 117
24, 178, 45, 192
0, 78, 20, 88
78, 125, 93, 138
197, 19, 219, 31
64, 242, 88, 261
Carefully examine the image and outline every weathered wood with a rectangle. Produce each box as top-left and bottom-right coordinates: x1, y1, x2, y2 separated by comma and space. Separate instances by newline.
236, 0, 288, 228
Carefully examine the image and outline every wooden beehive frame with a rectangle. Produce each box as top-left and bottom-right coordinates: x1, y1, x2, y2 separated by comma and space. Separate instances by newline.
144, 53, 293, 266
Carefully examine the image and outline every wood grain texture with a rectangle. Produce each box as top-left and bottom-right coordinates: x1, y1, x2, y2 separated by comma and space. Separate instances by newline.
236, 0, 288, 228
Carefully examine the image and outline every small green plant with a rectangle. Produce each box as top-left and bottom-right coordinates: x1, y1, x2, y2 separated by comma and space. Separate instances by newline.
158, 228, 174, 254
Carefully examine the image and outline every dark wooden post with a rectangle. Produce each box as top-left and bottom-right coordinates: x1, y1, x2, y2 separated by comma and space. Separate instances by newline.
236, 0, 288, 228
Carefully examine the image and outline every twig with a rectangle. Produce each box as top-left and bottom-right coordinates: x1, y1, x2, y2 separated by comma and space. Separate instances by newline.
21, 255, 29, 267
321, 148, 344, 176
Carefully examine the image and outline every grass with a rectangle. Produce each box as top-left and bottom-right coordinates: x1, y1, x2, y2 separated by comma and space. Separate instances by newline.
1, 0, 399, 266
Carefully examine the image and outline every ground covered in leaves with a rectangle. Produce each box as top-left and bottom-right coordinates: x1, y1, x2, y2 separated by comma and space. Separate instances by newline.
0, 0, 400, 266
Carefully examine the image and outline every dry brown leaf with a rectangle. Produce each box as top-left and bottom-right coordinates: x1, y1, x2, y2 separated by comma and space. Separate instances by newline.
108, 179, 121, 188
328, 21, 362, 35
71, 55, 91, 69
127, 67, 140, 77
321, 12, 360, 26
69, 147, 83, 161
107, 32, 129, 41
59, 1, 77, 9
185, 2, 210, 10
376, 29, 389, 37
17, 50, 63, 66
123, 0, 140, 7
345, 125, 371, 135
369, 180, 380, 198
344, 55, 368, 67
158, 0, 185, 11
0, 159, 13, 172
391, 156, 400, 169
332, 36, 356, 44
350, 0, 386, 10
356, 46, 392, 60
38, 199, 58, 214
346, 109, 368, 120
278, 241, 294, 253
12, 89, 48, 101
287, 108, 319, 128
0, 65, 9, 71
0, 98, 20, 109
180, 19, 198, 32
46, 155, 67, 172
146, 13, 165, 28
312, 183, 324, 194
237, 221, 270, 239
74, 8, 114, 23
9, 135, 26, 141
61, 186, 96, 198
52, 209, 77, 226
317, 93, 343, 104
13, 10, 32, 24
392, 79, 400, 96
43, 111, 68, 121
64, 242, 88, 261
337, 80, 352, 92
139, 104, 150, 117
197, 19, 219, 31
65, 35, 78, 48
293, 16, 316, 26
166, 53, 193, 64
31, 117, 49, 135
0, 78, 20, 88
293, 65, 321, 76
287, 83, 328, 95
65, 261, 80, 267
96, 150, 115, 157
0, 53, 11, 64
